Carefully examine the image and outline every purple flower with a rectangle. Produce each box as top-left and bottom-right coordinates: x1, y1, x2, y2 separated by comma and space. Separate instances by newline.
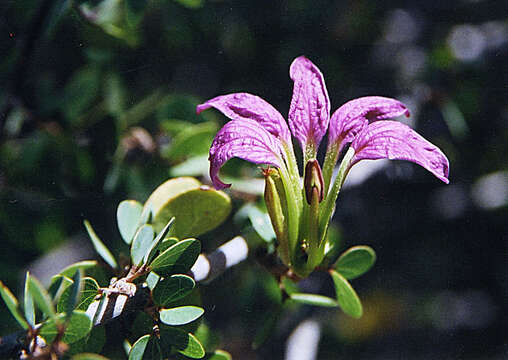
197, 55, 450, 277
198, 56, 449, 189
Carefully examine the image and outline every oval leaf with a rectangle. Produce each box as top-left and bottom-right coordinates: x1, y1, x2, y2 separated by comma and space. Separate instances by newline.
289, 293, 338, 308
58, 277, 99, 313
0, 281, 29, 329
131, 224, 154, 266
159, 306, 204, 326
84, 220, 118, 269
117, 200, 144, 245
144, 218, 175, 265
128, 334, 150, 360
40, 310, 92, 344
160, 327, 205, 359
152, 275, 195, 307
144, 178, 231, 237
335, 245, 376, 279
330, 270, 363, 318
150, 238, 201, 276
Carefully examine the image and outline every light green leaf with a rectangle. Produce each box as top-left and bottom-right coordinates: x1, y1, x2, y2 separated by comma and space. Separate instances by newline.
150, 238, 201, 276
289, 293, 338, 308
159, 306, 204, 326
144, 218, 175, 265
160, 328, 205, 359
71, 353, 109, 360
169, 155, 208, 177
40, 310, 92, 344
49, 274, 74, 304
60, 260, 98, 278
146, 272, 160, 291
330, 270, 363, 318
128, 334, 150, 360
205, 350, 232, 360
162, 122, 217, 161
240, 203, 276, 242
158, 237, 179, 252
144, 177, 231, 237
0, 281, 29, 329
29, 276, 57, 321
335, 246, 376, 280
24, 272, 35, 326
152, 274, 195, 307
84, 220, 118, 269
117, 200, 144, 245
131, 224, 154, 266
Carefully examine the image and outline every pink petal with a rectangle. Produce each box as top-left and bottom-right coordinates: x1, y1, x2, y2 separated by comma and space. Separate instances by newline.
351, 121, 449, 183
288, 56, 330, 150
328, 96, 410, 151
197, 93, 291, 143
209, 119, 284, 189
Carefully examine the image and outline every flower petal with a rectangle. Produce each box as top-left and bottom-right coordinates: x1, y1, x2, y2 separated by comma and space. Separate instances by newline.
288, 56, 330, 150
209, 119, 283, 189
197, 93, 291, 143
351, 121, 449, 183
328, 96, 410, 151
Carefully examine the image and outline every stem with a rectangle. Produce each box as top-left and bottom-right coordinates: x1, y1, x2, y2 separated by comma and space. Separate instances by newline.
322, 142, 339, 196
282, 142, 303, 208
318, 147, 355, 240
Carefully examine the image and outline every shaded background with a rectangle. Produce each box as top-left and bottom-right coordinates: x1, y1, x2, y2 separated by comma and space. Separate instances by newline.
1, 0, 507, 358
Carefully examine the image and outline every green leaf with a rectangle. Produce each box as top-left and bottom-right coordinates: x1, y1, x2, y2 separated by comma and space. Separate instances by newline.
146, 272, 160, 291
58, 277, 99, 314
162, 122, 217, 161
159, 306, 204, 326
66, 270, 83, 317
289, 293, 338, 308
29, 276, 57, 321
49, 274, 74, 301
144, 218, 176, 265
40, 310, 93, 344
158, 237, 179, 252
160, 327, 205, 359
24, 272, 35, 326
84, 220, 118, 269
67, 325, 106, 356
152, 275, 195, 307
150, 238, 201, 276
335, 246, 376, 280
242, 203, 276, 242
330, 270, 363, 318
144, 178, 231, 237
169, 155, 208, 177
280, 277, 299, 296
174, 0, 204, 9
205, 350, 232, 360
60, 261, 98, 278
131, 224, 154, 266
71, 353, 110, 360
117, 200, 144, 245
0, 281, 29, 329
128, 334, 150, 360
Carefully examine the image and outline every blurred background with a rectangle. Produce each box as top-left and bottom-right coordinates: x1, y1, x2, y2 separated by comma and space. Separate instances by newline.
1, 0, 507, 359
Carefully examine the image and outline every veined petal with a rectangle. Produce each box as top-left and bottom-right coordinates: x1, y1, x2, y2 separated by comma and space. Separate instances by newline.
209, 119, 284, 189
328, 96, 409, 151
197, 93, 291, 143
288, 56, 330, 150
351, 121, 449, 183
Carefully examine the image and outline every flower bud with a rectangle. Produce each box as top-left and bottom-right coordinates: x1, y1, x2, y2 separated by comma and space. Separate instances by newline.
304, 159, 324, 205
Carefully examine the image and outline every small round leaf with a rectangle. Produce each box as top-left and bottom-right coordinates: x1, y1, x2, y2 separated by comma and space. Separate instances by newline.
335, 246, 376, 279
160, 327, 205, 359
152, 275, 195, 307
289, 293, 338, 308
159, 306, 204, 326
130, 225, 154, 266
117, 200, 144, 245
128, 334, 150, 360
150, 238, 201, 276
